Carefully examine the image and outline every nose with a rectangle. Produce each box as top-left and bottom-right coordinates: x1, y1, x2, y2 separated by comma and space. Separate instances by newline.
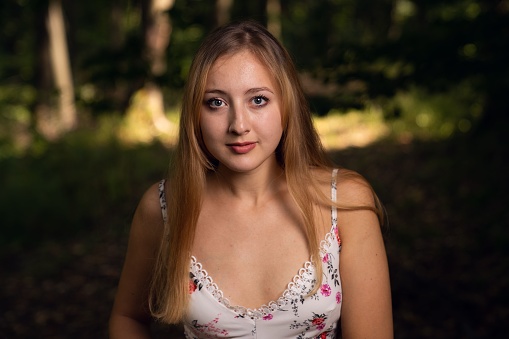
228, 105, 250, 135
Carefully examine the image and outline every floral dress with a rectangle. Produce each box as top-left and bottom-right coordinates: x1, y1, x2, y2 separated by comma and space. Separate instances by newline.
159, 169, 342, 339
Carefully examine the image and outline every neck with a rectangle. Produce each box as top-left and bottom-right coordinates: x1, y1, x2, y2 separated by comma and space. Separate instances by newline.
210, 163, 285, 206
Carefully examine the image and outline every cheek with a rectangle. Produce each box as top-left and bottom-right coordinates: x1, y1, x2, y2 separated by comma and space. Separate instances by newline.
274, 125, 284, 144
266, 110, 284, 140
200, 125, 212, 149
198, 116, 211, 148
199, 116, 222, 149
199, 125, 218, 161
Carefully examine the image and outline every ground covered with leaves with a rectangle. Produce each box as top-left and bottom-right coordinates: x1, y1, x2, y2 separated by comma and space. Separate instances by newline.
1, 129, 507, 338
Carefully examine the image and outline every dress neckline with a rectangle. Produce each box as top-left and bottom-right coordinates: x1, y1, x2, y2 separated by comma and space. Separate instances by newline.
189, 225, 340, 319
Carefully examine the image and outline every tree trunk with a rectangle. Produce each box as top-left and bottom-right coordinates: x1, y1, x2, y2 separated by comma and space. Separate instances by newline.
122, 0, 176, 144
110, 0, 125, 50
216, 0, 233, 26
236, 0, 267, 26
46, 0, 76, 134
142, 0, 175, 76
34, 0, 54, 137
266, 0, 281, 40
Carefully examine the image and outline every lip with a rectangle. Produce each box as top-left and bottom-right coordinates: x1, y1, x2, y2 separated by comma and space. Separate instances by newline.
227, 142, 257, 154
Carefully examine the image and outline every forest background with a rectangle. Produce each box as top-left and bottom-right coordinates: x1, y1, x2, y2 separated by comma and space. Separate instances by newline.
1, 0, 508, 338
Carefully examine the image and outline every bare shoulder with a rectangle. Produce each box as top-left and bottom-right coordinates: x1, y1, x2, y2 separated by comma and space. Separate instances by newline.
138, 181, 165, 221
335, 168, 376, 208
309, 166, 335, 193
334, 169, 393, 337
333, 167, 383, 243
129, 181, 166, 245
109, 181, 167, 331
310, 167, 376, 207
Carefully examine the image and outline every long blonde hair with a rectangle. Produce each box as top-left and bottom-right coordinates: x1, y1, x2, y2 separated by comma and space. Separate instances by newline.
149, 20, 383, 323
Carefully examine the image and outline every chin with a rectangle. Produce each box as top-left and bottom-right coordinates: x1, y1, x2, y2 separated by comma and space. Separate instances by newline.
217, 159, 272, 174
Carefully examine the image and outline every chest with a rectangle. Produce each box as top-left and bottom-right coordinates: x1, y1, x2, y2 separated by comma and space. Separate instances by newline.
192, 197, 332, 309
185, 221, 342, 339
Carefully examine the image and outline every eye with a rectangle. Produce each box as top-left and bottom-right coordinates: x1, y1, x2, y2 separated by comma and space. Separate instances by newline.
251, 95, 269, 106
206, 98, 226, 109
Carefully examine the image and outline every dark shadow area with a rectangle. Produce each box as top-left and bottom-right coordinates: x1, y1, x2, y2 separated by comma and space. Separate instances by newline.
330, 128, 509, 338
1, 127, 508, 338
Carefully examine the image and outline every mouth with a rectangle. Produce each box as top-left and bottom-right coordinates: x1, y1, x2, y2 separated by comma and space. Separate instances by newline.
226, 142, 257, 154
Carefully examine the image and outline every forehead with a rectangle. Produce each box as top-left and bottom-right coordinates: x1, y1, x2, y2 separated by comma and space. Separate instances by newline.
206, 50, 276, 85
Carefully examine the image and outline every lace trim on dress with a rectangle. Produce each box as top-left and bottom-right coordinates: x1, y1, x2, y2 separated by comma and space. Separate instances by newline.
187, 169, 341, 320
190, 225, 339, 320
190, 256, 314, 319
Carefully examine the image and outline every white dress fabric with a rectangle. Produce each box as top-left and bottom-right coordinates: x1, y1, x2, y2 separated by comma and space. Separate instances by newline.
158, 169, 342, 338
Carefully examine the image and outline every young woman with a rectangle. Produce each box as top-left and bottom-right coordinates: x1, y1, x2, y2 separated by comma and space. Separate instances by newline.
109, 21, 393, 338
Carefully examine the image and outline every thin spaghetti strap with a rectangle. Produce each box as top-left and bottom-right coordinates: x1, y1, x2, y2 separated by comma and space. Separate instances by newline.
158, 179, 168, 223
331, 168, 338, 203
331, 169, 339, 237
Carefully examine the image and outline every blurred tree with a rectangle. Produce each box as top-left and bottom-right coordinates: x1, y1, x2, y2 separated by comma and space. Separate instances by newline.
281, 0, 382, 113
1, 0, 507, 138
231, 0, 267, 24
118, 0, 176, 143
110, 0, 127, 50
383, 0, 509, 131
34, 0, 77, 139
267, 0, 282, 40
72, 0, 147, 114
216, 0, 234, 26
278, 0, 508, 132
33, 0, 53, 135
164, 0, 216, 90
143, 0, 174, 77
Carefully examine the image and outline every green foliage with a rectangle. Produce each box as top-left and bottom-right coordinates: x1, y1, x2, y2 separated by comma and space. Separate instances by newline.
0, 0, 38, 80
281, 0, 507, 130
0, 130, 170, 250
1, 0, 506, 130
0, 85, 36, 129
165, 0, 216, 88
384, 82, 484, 139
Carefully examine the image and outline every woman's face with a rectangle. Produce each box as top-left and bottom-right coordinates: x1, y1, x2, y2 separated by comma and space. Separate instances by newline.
200, 50, 283, 174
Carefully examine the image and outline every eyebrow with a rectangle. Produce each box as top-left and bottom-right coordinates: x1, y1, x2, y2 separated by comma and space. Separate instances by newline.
204, 87, 274, 95
204, 89, 227, 95
246, 87, 274, 95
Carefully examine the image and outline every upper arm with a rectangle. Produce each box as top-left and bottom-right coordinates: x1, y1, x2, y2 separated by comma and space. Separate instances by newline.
110, 182, 165, 326
336, 175, 393, 339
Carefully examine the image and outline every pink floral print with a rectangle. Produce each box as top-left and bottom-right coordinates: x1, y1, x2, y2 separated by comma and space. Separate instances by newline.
334, 226, 341, 246
290, 312, 334, 337
320, 284, 332, 297
190, 314, 229, 337
189, 279, 197, 294
263, 314, 273, 321
311, 314, 326, 331
189, 272, 203, 294
169, 169, 343, 338
336, 292, 342, 304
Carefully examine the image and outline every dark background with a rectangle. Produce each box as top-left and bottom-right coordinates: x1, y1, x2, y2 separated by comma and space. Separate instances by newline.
1, 0, 508, 338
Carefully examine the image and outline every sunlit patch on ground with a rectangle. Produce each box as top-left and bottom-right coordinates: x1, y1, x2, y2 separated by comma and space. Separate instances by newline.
313, 108, 390, 150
